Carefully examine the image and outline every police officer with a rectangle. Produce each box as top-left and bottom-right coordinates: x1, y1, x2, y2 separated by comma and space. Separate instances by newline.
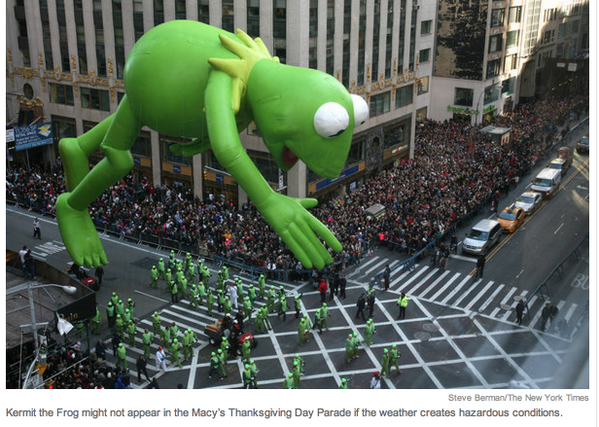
106, 301, 116, 328
397, 292, 408, 320
149, 265, 159, 288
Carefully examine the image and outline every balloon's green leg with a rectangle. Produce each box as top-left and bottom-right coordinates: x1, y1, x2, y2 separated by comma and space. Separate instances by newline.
59, 115, 114, 191
57, 96, 141, 267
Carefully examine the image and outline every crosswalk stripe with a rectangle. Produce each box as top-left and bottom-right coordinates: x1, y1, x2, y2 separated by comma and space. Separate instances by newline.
419, 271, 457, 299
439, 274, 474, 304
564, 303, 578, 322
363, 257, 389, 276
397, 266, 430, 292
490, 287, 518, 318
478, 284, 506, 313
425, 272, 461, 300
463, 281, 495, 311
408, 268, 442, 295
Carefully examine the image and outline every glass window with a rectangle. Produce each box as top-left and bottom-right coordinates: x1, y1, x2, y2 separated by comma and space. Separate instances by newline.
484, 84, 500, 104
161, 136, 192, 165
491, 9, 505, 27
454, 88, 474, 107
421, 19, 432, 35
417, 76, 429, 95
508, 6, 522, 24
222, 0, 234, 32
501, 77, 515, 95
49, 83, 74, 105
80, 87, 110, 111
131, 131, 151, 157
504, 54, 518, 71
506, 30, 519, 49
198, 0, 209, 23
369, 91, 391, 117
419, 48, 430, 63
489, 34, 503, 53
486, 59, 501, 78
395, 84, 413, 108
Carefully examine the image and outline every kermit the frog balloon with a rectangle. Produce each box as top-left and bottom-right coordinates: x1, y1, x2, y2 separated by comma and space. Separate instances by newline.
56, 20, 368, 270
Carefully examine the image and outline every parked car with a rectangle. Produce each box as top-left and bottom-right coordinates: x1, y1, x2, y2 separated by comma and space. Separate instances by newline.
514, 191, 543, 215
577, 135, 589, 154
497, 204, 525, 233
547, 157, 569, 176
462, 219, 502, 255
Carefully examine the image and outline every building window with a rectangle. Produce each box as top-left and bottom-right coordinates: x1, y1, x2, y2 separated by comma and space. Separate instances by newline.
397, 0, 406, 75
94, 1, 106, 77
508, 6, 522, 24
273, 0, 287, 64
326, 0, 334, 75
357, 0, 366, 85
49, 83, 74, 106
81, 87, 111, 111
486, 59, 501, 78
198, 0, 209, 23
131, 131, 152, 157
491, 9, 505, 27
175, 0, 186, 19
222, 0, 234, 32
309, 0, 318, 70
342, 0, 351, 87
395, 84, 413, 108
39, 0, 54, 71
421, 19, 432, 35
161, 136, 192, 165
419, 48, 430, 63
52, 116, 77, 145
484, 84, 500, 104
369, 91, 391, 117
247, 0, 260, 37
133, 0, 144, 41
417, 76, 429, 95
154, 0, 164, 26
384, 118, 410, 149
506, 30, 519, 49
344, 138, 364, 168
504, 54, 517, 71
385, 0, 394, 78
56, 0, 70, 72
489, 34, 503, 53
454, 88, 474, 107
371, 0, 381, 82
501, 77, 515, 95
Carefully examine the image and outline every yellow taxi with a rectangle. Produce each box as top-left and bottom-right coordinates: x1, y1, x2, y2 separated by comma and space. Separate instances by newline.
497, 204, 525, 233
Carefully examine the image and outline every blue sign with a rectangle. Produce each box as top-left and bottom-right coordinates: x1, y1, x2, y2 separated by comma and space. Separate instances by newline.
173, 164, 181, 173
215, 174, 224, 183
133, 156, 140, 165
14, 122, 54, 151
315, 164, 360, 191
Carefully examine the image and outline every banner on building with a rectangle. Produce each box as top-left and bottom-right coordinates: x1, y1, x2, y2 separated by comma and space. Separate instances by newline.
13, 122, 54, 151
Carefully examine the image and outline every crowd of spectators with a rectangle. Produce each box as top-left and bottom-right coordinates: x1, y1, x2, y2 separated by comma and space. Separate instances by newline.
6, 96, 587, 274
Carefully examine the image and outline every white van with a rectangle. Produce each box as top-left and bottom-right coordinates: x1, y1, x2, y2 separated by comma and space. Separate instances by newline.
462, 219, 502, 255
531, 168, 561, 199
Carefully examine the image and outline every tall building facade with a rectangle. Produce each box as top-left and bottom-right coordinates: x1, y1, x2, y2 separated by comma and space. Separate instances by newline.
428, 0, 589, 125
6, 0, 433, 204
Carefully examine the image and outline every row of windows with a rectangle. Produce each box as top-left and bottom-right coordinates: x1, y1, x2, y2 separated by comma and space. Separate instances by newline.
369, 84, 416, 118
453, 78, 514, 108
489, 31, 520, 53
491, 6, 522, 28
49, 83, 110, 112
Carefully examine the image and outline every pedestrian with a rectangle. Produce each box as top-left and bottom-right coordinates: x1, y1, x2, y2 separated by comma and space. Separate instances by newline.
152, 311, 162, 336
549, 303, 559, 330
23, 250, 36, 279
95, 265, 104, 286
338, 274, 347, 299
170, 338, 183, 368
370, 372, 381, 389
127, 320, 136, 347
258, 274, 266, 299
313, 308, 324, 334
355, 293, 367, 321
516, 300, 525, 326
541, 303, 551, 331
364, 319, 376, 346
249, 359, 259, 389
149, 265, 159, 288
241, 336, 252, 363
366, 289, 375, 318
294, 294, 303, 319
329, 275, 338, 300
106, 301, 116, 328
345, 333, 354, 362
170, 280, 178, 303
383, 264, 391, 291
155, 346, 167, 372
227, 283, 238, 310
208, 352, 224, 380
318, 278, 328, 303
339, 378, 349, 389
136, 355, 151, 383
217, 349, 227, 377
206, 289, 215, 316
397, 292, 408, 320
320, 302, 331, 331
283, 372, 295, 389
142, 329, 153, 358
33, 217, 41, 239
380, 348, 391, 378
389, 344, 401, 374
278, 295, 287, 321
19, 245, 28, 265
292, 361, 302, 388
95, 339, 108, 360
157, 257, 166, 280
476, 255, 486, 279
115, 343, 127, 369
242, 364, 254, 389
298, 318, 309, 346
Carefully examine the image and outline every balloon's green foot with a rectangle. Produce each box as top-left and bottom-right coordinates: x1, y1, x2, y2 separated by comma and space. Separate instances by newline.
59, 137, 92, 191
56, 193, 108, 267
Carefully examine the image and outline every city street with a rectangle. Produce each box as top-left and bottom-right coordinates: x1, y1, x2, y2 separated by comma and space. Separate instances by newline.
5, 129, 589, 389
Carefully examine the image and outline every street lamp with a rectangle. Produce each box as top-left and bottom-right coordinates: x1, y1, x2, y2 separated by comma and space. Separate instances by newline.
20, 283, 77, 388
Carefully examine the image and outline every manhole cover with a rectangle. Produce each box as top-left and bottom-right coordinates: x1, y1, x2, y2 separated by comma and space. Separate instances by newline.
501, 304, 512, 310
414, 332, 431, 341
423, 323, 439, 332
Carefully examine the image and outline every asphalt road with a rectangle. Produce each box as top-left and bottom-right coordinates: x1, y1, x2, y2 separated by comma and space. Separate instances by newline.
5, 121, 589, 389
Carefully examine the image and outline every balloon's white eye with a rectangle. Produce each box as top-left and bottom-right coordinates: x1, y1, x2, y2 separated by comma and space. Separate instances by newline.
351, 94, 368, 126
314, 102, 350, 139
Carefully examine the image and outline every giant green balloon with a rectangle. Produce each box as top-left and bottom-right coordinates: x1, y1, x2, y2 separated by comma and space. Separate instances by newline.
56, 20, 368, 269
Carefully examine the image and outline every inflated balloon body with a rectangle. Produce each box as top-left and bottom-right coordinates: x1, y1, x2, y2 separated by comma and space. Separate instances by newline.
56, 20, 368, 269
